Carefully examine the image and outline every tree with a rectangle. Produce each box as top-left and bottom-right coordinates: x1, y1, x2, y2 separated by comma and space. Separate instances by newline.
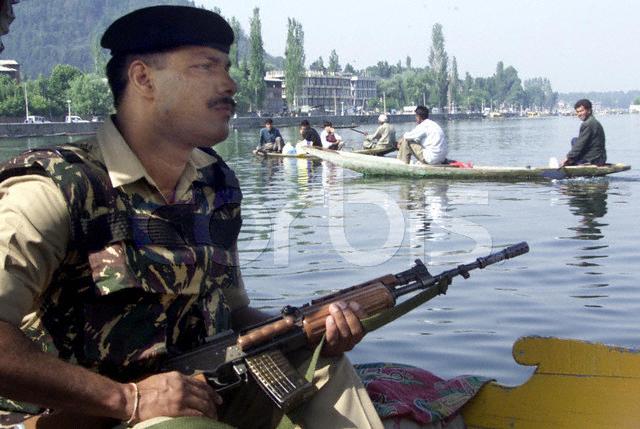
284, 18, 305, 110
343, 63, 356, 74
524, 77, 557, 110
248, 7, 266, 111
634, 96, 640, 105
448, 56, 461, 111
228, 17, 242, 68
328, 49, 341, 73
67, 73, 113, 117
46, 64, 83, 115
0, 75, 26, 117
405, 56, 412, 70
428, 23, 449, 109
309, 56, 326, 73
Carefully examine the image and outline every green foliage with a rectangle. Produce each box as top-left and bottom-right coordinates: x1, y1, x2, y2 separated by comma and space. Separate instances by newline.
634, 97, 640, 105
524, 77, 557, 110
343, 63, 356, 74
248, 8, 266, 111
67, 74, 113, 116
3, 0, 196, 78
229, 17, 242, 68
284, 18, 305, 110
449, 56, 461, 109
0, 75, 26, 117
428, 23, 449, 109
328, 49, 341, 73
309, 56, 326, 73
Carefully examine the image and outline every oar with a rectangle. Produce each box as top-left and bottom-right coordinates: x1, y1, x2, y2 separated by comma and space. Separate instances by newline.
348, 127, 367, 136
541, 157, 567, 180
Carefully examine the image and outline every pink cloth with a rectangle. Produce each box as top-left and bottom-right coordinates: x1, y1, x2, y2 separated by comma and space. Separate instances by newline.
354, 363, 490, 425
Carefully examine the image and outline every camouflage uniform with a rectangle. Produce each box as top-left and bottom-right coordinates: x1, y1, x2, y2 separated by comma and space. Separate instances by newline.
0, 132, 244, 423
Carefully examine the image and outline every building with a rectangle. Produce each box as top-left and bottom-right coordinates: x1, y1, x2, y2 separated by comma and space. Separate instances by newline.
263, 77, 284, 115
265, 70, 377, 114
0, 59, 19, 81
630, 104, 640, 114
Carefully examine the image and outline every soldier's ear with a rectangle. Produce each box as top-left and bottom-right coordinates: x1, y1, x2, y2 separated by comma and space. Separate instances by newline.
128, 60, 155, 99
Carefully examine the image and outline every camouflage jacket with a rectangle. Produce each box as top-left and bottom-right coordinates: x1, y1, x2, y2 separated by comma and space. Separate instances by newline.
0, 141, 243, 419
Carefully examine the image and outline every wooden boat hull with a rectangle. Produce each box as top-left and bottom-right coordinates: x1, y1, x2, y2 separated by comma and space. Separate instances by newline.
253, 146, 396, 159
462, 336, 640, 428
305, 147, 631, 180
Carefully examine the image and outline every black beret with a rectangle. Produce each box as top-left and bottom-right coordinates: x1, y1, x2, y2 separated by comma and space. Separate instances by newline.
101, 5, 234, 56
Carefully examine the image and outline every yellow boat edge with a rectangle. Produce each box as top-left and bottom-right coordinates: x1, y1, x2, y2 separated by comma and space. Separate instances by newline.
461, 335, 640, 428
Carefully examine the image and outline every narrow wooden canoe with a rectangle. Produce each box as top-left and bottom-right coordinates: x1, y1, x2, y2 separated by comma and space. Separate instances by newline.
305, 147, 631, 180
253, 145, 396, 159
461, 336, 640, 428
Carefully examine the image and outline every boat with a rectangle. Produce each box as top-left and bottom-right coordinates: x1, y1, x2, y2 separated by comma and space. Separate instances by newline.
252, 145, 396, 159
305, 147, 631, 180
461, 335, 640, 428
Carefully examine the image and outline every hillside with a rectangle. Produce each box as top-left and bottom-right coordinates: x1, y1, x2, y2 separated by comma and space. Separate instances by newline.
0, 0, 283, 78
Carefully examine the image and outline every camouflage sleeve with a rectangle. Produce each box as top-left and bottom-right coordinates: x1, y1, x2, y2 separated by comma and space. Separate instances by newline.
0, 175, 70, 325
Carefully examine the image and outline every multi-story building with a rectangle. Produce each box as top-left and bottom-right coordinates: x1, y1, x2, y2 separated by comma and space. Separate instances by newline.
265, 70, 377, 114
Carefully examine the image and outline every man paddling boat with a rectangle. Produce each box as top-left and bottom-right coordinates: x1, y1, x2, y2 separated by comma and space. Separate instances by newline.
0, 6, 380, 429
362, 114, 397, 150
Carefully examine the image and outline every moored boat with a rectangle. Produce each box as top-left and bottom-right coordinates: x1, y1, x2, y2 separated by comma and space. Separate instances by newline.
305, 147, 631, 180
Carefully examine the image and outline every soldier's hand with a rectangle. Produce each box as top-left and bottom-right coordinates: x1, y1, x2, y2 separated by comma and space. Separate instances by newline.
322, 301, 366, 357
128, 371, 223, 424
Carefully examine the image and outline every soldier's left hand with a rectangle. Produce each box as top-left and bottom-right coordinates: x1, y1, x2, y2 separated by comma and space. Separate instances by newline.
322, 301, 366, 356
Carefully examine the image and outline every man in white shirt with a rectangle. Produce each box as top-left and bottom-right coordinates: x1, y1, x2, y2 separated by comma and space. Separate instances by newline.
397, 105, 448, 164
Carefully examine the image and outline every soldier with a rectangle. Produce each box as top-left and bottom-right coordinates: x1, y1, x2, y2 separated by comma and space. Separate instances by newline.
0, 6, 382, 429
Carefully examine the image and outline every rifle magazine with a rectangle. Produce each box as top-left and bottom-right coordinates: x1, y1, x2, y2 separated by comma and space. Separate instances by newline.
245, 349, 316, 412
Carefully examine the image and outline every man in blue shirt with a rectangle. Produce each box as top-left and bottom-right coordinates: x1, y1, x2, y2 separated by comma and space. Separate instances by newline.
258, 118, 284, 152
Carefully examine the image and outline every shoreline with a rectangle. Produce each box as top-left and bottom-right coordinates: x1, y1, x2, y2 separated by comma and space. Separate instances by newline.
0, 113, 484, 139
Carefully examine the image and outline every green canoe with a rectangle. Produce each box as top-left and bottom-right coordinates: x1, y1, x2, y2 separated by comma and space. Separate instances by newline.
253, 145, 396, 159
305, 147, 631, 180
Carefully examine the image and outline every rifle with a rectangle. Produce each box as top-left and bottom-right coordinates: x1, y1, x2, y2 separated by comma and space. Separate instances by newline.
163, 242, 529, 412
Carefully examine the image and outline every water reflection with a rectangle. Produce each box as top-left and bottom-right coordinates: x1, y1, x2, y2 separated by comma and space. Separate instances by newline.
562, 180, 609, 241
559, 180, 610, 296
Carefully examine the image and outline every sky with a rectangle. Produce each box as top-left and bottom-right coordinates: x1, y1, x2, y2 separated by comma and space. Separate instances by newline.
198, 0, 638, 93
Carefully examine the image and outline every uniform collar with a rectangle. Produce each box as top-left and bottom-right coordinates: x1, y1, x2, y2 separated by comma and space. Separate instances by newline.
97, 115, 218, 188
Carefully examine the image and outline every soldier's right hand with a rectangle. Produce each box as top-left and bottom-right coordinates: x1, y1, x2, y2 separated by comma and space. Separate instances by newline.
125, 371, 223, 424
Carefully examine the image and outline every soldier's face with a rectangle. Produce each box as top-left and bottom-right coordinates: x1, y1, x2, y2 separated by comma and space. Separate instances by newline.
152, 46, 237, 147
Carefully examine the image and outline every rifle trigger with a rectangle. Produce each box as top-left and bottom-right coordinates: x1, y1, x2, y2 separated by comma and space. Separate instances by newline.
458, 265, 470, 279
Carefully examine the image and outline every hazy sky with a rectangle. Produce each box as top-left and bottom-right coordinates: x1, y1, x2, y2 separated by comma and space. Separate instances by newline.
198, 0, 638, 93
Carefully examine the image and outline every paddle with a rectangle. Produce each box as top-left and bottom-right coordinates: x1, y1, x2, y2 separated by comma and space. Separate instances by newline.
348, 126, 368, 136
540, 157, 567, 180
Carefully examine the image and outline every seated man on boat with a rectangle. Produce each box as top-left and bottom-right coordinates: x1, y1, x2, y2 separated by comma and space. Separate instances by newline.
0, 6, 380, 429
561, 99, 606, 166
294, 119, 323, 154
363, 114, 396, 150
257, 118, 284, 153
397, 105, 448, 165
320, 121, 345, 150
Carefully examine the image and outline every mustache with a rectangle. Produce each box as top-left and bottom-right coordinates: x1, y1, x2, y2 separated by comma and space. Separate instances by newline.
207, 97, 237, 112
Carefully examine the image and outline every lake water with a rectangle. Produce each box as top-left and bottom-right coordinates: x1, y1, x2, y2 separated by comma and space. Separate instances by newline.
1, 114, 639, 387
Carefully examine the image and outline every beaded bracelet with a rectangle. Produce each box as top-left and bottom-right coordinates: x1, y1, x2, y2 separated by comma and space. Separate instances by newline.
125, 382, 139, 426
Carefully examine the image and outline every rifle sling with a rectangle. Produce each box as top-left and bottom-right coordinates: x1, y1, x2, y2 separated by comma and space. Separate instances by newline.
275, 336, 325, 429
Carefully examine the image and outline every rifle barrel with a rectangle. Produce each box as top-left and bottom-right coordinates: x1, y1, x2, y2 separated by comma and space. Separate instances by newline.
393, 242, 529, 298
